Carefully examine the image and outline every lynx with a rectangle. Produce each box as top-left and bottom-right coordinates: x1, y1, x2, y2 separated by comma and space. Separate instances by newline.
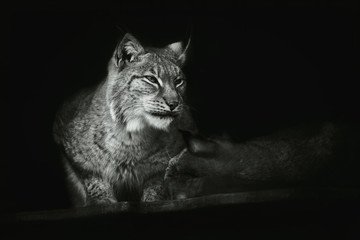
53, 33, 196, 206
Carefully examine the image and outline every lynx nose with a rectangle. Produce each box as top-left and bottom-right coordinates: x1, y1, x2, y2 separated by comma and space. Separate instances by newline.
165, 100, 179, 111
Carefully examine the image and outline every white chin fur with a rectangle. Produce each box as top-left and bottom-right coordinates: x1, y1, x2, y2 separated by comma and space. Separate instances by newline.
125, 115, 173, 132
144, 114, 173, 131
125, 118, 147, 132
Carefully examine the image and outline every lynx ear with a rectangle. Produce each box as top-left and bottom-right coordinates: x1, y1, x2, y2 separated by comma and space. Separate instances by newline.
167, 37, 190, 66
114, 33, 145, 67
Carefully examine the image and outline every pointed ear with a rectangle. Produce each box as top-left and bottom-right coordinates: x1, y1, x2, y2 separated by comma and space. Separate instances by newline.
114, 33, 145, 67
167, 37, 191, 66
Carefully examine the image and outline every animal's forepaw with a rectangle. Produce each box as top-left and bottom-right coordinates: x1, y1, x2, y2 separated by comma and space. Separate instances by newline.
142, 184, 164, 202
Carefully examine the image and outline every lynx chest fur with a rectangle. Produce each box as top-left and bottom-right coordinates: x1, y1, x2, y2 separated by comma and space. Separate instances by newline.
53, 33, 195, 206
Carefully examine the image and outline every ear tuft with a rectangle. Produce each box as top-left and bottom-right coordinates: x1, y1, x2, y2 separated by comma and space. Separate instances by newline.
114, 33, 145, 67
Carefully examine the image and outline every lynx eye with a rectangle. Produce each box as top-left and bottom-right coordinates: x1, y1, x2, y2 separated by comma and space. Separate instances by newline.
144, 76, 158, 85
174, 78, 184, 87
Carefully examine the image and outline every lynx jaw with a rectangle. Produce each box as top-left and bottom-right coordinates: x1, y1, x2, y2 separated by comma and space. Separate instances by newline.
144, 113, 174, 131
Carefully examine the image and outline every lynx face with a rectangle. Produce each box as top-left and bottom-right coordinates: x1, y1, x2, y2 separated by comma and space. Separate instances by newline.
106, 34, 189, 132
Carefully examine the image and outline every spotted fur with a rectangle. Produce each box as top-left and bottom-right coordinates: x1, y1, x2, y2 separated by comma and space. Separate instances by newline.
53, 33, 196, 206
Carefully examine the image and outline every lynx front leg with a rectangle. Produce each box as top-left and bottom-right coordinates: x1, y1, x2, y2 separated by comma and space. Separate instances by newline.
63, 158, 117, 206
83, 177, 117, 206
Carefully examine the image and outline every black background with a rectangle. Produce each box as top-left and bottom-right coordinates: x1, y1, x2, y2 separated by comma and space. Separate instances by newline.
8, 1, 359, 214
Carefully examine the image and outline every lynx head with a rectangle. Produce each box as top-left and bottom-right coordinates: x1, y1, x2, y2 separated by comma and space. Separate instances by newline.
106, 33, 190, 132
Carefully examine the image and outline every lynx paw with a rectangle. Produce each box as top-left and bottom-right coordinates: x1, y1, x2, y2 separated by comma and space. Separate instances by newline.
142, 184, 164, 202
